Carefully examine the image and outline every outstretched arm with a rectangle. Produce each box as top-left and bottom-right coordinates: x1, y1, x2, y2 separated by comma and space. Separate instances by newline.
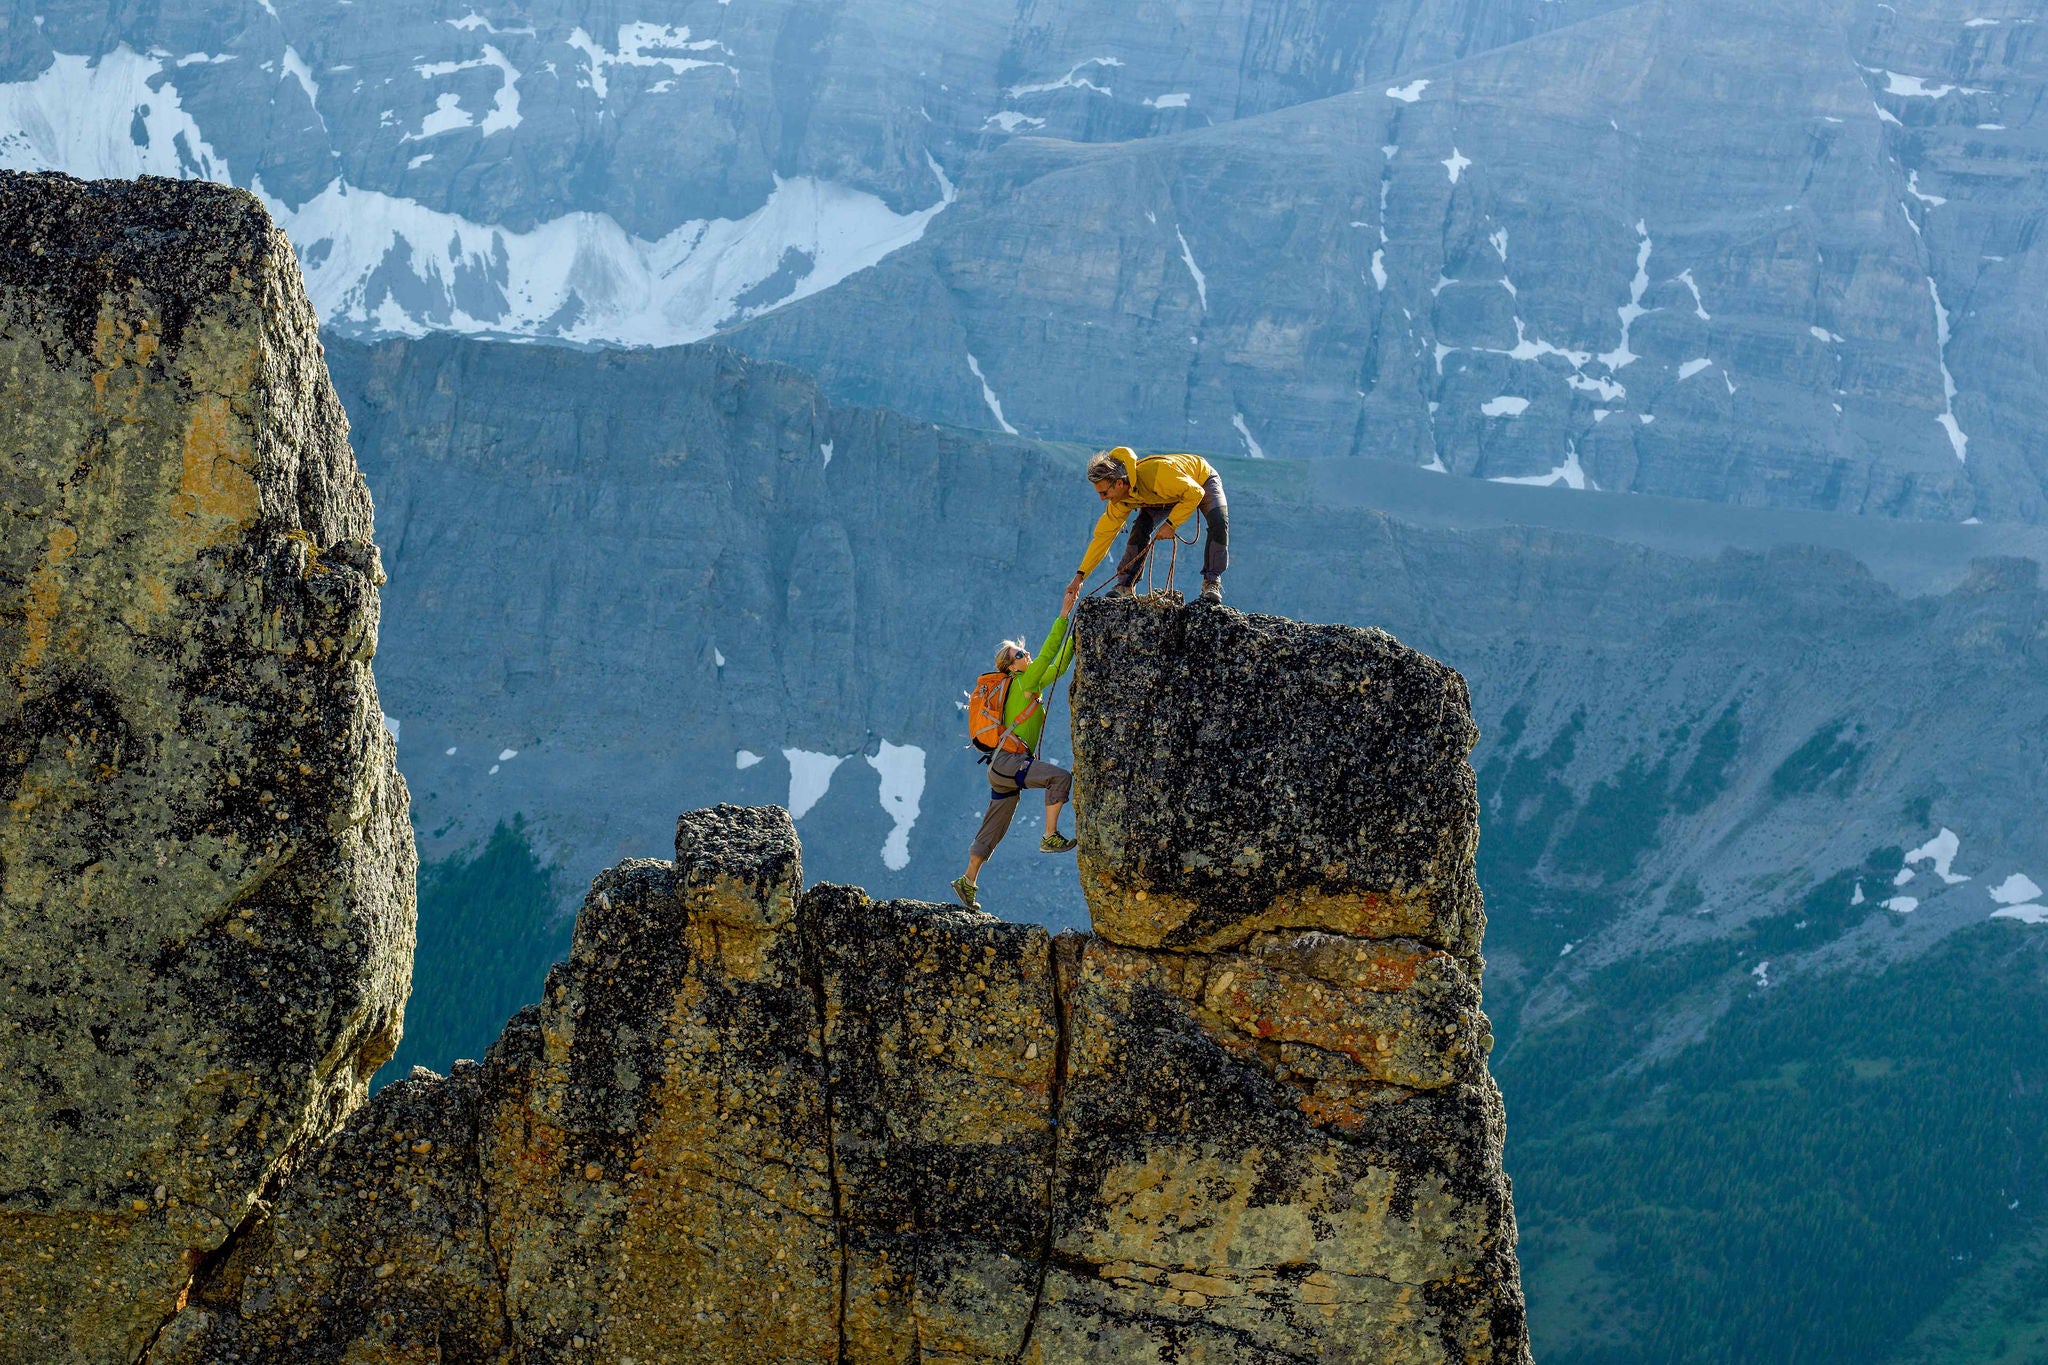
1017, 613, 1072, 693
1075, 503, 1128, 578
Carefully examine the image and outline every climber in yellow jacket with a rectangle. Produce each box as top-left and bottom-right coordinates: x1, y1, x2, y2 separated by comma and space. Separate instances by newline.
1068, 447, 1230, 604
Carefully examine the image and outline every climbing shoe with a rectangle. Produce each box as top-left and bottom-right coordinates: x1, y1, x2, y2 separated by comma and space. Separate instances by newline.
950, 875, 979, 908
1040, 831, 1078, 853
1199, 578, 1223, 604
1108, 583, 1136, 599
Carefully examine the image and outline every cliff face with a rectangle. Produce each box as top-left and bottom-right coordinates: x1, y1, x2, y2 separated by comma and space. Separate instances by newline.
0, 173, 415, 1362
156, 604, 1526, 1362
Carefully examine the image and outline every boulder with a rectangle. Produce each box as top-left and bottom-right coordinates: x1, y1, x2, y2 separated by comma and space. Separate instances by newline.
1070, 597, 1485, 960
0, 173, 415, 1364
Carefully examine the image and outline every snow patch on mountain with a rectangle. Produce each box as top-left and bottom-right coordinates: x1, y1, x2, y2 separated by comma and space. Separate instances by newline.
784, 749, 845, 820
1600, 221, 1654, 371
0, 47, 230, 182
412, 44, 521, 136
966, 353, 1019, 435
1992, 874, 2043, 905
0, 50, 957, 347
1907, 170, 1947, 207
1928, 279, 1970, 462
1232, 413, 1267, 459
1491, 440, 1592, 490
272, 172, 953, 344
1176, 227, 1209, 310
569, 23, 733, 100
1676, 268, 1711, 320
449, 10, 535, 36
281, 45, 322, 123
867, 741, 925, 871
1008, 57, 1121, 99
1906, 827, 1970, 884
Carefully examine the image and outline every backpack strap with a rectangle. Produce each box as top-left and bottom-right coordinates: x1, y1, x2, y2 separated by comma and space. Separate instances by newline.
979, 680, 1047, 763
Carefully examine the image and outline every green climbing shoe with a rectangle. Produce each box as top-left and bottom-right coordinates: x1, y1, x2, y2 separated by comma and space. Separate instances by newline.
1040, 832, 1078, 853
950, 875, 978, 908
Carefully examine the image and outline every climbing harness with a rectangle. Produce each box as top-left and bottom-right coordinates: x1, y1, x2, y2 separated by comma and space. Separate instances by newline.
988, 752, 1036, 802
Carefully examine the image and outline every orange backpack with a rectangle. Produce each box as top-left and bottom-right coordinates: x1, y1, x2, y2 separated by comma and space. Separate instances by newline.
968, 671, 1033, 756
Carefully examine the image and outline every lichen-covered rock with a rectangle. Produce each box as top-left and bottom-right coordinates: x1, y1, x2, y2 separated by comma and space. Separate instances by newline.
806, 887, 1061, 1361
483, 808, 840, 1363
34, 581, 1520, 1357
150, 1064, 507, 1365
0, 173, 414, 1364
1044, 597, 1529, 1363
1070, 598, 1484, 960
1038, 934, 1525, 1363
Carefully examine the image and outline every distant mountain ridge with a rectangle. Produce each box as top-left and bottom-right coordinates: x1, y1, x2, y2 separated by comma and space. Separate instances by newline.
0, 0, 1615, 344
16, 0, 2048, 520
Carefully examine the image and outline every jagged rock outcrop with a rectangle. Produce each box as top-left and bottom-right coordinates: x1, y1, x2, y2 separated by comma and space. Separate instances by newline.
0, 172, 415, 1363
1041, 599, 1521, 1359
154, 603, 1527, 1362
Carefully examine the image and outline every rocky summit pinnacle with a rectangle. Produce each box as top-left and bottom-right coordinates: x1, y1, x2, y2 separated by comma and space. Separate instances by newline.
0, 172, 416, 1363
148, 621, 1528, 1362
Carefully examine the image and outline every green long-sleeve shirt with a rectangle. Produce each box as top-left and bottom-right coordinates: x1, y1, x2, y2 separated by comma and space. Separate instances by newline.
1004, 614, 1075, 754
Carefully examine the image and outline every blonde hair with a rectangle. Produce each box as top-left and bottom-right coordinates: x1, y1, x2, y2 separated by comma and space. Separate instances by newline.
1086, 449, 1128, 485
994, 638, 1029, 672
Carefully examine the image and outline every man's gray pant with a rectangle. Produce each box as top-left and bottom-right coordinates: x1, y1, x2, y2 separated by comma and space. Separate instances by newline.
969, 750, 1073, 860
1116, 474, 1228, 587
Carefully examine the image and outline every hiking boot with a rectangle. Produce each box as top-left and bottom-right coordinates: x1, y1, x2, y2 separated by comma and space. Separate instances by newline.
1199, 577, 1223, 604
950, 875, 978, 908
1108, 582, 1136, 599
1040, 831, 1078, 853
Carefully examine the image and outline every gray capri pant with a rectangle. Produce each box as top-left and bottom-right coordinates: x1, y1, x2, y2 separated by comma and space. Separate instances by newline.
969, 749, 1073, 860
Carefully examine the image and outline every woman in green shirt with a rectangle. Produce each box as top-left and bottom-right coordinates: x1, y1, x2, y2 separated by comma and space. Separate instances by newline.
952, 583, 1080, 908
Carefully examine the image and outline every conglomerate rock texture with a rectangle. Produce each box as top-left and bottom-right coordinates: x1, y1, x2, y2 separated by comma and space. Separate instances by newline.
0, 173, 415, 1362
154, 606, 1527, 1362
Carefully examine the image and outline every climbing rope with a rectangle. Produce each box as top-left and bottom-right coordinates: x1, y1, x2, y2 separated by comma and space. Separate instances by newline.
1141, 519, 1199, 605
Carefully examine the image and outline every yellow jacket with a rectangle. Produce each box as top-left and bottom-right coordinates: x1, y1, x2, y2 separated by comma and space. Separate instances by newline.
1076, 448, 1219, 575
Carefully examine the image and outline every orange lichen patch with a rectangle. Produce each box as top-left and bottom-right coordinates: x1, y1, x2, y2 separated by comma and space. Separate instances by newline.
1244, 932, 1452, 993
1196, 956, 1462, 1089
170, 394, 260, 554
88, 310, 163, 423
1181, 884, 1453, 954
1296, 1084, 1417, 1134
1081, 863, 1458, 957
14, 524, 81, 677
681, 875, 796, 983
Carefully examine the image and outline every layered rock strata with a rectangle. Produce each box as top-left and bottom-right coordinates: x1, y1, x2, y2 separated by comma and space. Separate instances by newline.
155, 602, 1526, 1363
0, 172, 415, 1362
